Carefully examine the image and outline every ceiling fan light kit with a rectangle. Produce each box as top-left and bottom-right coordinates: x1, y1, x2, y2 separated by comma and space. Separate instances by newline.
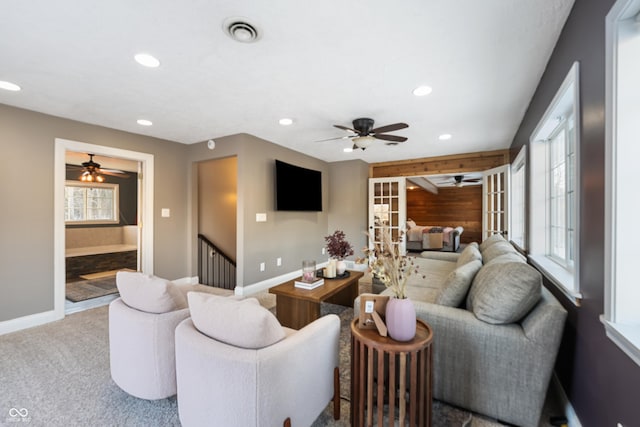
322, 117, 409, 150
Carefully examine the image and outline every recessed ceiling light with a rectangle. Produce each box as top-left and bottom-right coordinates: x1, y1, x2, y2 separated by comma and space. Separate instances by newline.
438, 133, 452, 141
134, 53, 160, 68
0, 80, 21, 91
137, 119, 153, 126
279, 118, 293, 126
412, 85, 432, 97
343, 147, 353, 153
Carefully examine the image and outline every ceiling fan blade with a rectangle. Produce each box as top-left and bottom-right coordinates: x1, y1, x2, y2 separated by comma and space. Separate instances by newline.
371, 122, 408, 134
101, 169, 130, 177
463, 178, 481, 183
374, 134, 407, 143
315, 135, 354, 142
334, 124, 358, 133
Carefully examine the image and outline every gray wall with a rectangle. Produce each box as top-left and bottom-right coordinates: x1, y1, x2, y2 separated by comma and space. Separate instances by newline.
187, 133, 333, 287
197, 156, 237, 261
0, 103, 190, 321
509, 1, 640, 425
328, 160, 370, 259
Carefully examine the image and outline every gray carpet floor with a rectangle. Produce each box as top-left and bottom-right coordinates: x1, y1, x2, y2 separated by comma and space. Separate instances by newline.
0, 296, 561, 426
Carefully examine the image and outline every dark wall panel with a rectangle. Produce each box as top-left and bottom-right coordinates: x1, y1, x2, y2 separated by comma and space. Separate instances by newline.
509, 1, 639, 426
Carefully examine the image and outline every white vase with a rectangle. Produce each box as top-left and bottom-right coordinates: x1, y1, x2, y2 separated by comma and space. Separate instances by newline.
336, 260, 347, 275
385, 297, 416, 341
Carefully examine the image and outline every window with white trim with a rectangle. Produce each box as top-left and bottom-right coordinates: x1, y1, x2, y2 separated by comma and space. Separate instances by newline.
510, 146, 526, 251
529, 61, 580, 303
65, 181, 119, 224
603, 0, 640, 367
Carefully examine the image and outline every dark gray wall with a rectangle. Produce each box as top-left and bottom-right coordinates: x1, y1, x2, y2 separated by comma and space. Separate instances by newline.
510, 1, 639, 425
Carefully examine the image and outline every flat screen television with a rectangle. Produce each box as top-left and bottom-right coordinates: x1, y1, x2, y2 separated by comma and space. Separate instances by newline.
275, 160, 322, 211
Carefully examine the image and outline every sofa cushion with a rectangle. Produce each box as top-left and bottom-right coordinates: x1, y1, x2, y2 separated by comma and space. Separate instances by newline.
436, 259, 483, 307
479, 233, 506, 252
467, 262, 542, 324
456, 244, 482, 268
116, 271, 187, 314
188, 292, 285, 349
485, 252, 526, 265
481, 241, 522, 263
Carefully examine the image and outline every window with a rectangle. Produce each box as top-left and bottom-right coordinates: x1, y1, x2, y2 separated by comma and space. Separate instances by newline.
604, 0, 640, 366
510, 146, 526, 251
529, 61, 580, 303
65, 181, 119, 224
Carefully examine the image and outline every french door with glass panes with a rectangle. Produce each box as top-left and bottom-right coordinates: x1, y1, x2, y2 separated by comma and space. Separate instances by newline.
368, 177, 406, 255
482, 164, 510, 241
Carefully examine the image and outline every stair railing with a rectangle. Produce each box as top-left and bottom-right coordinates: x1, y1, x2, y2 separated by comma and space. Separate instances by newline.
197, 234, 236, 290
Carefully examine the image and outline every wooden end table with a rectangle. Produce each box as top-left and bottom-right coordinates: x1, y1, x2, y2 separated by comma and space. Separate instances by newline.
351, 318, 433, 427
269, 270, 364, 329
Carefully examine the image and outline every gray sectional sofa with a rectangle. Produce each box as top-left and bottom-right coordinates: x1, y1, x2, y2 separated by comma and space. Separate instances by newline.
355, 234, 567, 427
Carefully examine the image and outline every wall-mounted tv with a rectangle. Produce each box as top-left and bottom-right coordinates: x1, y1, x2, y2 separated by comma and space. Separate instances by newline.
275, 160, 322, 211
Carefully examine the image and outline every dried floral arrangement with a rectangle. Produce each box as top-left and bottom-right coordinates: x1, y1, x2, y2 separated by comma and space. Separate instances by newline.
324, 230, 354, 259
363, 226, 422, 299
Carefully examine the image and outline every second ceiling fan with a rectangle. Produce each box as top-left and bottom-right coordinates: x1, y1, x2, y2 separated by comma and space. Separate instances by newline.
321, 118, 409, 150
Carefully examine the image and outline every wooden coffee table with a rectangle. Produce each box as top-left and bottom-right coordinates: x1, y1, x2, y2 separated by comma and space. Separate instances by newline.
269, 270, 364, 329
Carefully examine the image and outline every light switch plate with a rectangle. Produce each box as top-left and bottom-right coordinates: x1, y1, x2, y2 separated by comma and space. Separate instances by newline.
161, 208, 170, 218
256, 213, 267, 222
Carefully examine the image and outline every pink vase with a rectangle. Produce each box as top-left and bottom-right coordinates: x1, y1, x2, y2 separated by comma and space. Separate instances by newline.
385, 298, 416, 341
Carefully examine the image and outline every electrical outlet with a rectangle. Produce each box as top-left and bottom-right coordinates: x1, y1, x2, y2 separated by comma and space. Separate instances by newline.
259, 262, 265, 272
276, 257, 282, 267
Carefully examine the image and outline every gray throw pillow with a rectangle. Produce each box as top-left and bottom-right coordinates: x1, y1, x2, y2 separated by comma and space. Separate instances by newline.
467, 262, 542, 324
479, 233, 506, 253
188, 292, 285, 349
436, 260, 482, 307
456, 244, 482, 268
481, 241, 520, 264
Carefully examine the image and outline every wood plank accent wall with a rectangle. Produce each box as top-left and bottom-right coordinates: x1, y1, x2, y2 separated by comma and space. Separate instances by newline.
407, 186, 483, 244
370, 149, 510, 178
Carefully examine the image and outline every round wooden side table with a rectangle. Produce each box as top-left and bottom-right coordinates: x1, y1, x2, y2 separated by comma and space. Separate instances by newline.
350, 318, 433, 427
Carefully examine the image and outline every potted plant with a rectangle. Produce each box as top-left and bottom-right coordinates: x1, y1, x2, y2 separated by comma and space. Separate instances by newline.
364, 226, 421, 341
324, 230, 354, 275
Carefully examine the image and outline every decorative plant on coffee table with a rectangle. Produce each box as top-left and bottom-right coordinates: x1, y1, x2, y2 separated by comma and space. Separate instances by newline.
364, 225, 422, 341
325, 230, 354, 275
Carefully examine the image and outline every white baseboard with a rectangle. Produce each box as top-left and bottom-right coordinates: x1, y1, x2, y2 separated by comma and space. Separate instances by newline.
551, 372, 582, 427
0, 309, 63, 336
235, 262, 331, 296
236, 270, 300, 296
173, 276, 199, 286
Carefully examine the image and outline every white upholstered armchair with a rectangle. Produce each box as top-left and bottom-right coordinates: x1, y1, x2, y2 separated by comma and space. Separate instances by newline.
109, 271, 190, 400
175, 292, 341, 427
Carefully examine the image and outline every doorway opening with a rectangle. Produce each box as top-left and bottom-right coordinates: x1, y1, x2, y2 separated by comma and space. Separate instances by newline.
54, 139, 154, 316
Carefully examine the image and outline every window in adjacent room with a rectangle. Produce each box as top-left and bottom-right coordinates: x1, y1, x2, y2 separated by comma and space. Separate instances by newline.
510, 146, 526, 252
65, 181, 119, 224
529, 61, 580, 304
603, 0, 640, 367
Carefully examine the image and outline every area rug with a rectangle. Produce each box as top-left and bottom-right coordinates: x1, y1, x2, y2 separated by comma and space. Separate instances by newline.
65, 277, 118, 302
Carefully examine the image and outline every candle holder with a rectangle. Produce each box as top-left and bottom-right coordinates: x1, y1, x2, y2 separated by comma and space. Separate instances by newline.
301, 260, 316, 283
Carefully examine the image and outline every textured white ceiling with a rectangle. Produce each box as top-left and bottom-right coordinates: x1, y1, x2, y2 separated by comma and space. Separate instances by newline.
0, 0, 574, 163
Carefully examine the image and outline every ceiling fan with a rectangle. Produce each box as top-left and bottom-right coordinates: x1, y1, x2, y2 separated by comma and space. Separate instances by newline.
66, 154, 130, 182
452, 174, 481, 187
319, 117, 409, 150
